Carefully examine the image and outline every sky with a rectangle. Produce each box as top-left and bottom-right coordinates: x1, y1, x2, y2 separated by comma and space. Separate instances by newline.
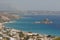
0, 0, 60, 11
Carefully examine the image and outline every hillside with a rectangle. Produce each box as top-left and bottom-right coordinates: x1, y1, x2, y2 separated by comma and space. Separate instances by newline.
0, 12, 20, 23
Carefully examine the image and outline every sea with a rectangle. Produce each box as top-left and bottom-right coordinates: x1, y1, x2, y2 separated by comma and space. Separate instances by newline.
4, 15, 60, 36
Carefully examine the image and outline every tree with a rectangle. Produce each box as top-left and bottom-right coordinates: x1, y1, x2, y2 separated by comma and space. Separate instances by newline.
19, 32, 24, 37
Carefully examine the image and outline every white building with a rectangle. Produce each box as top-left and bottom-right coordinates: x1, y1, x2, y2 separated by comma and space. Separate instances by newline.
9, 37, 16, 40
28, 38, 33, 40
0, 37, 3, 40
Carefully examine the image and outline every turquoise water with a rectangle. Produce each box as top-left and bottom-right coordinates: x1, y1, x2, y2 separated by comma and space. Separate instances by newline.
4, 15, 60, 36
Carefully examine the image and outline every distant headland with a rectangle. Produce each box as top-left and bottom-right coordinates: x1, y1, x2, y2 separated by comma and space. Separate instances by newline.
0, 11, 20, 23
0, 10, 60, 16
14, 10, 60, 15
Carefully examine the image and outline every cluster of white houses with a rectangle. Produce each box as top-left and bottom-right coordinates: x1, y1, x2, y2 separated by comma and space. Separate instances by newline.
0, 23, 56, 40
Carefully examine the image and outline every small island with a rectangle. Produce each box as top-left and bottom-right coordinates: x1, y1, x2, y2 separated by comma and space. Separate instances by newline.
34, 18, 53, 24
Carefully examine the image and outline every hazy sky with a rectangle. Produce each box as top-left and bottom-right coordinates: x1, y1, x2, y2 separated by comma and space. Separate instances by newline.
0, 0, 60, 11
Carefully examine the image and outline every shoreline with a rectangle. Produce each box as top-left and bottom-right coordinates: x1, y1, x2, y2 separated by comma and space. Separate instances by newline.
0, 22, 59, 40
2, 22, 60, 37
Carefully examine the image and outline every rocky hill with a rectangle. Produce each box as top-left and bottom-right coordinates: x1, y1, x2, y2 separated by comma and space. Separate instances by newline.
0, 12, 20, 23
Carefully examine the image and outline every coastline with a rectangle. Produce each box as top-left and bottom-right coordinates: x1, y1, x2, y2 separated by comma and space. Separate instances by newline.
3, 20, 60, 37
1, 22, 59, 36
0, 22, 59, 40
